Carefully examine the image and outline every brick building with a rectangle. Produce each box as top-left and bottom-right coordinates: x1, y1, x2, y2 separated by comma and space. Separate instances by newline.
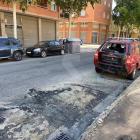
0, 0, 64, 47
59, 0, 112, 44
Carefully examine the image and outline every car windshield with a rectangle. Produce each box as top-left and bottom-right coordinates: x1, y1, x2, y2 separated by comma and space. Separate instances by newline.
102, 42, 126, 53
34, 41, 48, 46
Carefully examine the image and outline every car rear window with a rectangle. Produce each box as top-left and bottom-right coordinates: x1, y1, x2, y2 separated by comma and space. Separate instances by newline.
11, 39, 22, 45
102, 42, 126, 53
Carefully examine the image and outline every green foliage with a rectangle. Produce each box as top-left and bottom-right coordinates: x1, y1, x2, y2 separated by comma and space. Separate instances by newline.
113, 0, 140, 30
48, 0, 101, 16
2, 0, 44, 12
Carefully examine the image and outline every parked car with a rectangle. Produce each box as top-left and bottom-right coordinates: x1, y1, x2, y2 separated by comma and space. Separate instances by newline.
26, 41, 65, 57
0, 37, 24, 61
94, 37, 140, 80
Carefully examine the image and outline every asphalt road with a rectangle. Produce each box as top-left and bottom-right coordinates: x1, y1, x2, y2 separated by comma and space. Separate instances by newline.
1, 51, 140, 139
0, 52, 96, 103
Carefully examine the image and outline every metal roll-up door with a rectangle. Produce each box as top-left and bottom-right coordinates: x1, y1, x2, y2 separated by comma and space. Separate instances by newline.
80, 32, 87, 43
22, 16, 38, 47
41, 19, 55, 41
66, 32, 77, 38
4, 13, 22, 43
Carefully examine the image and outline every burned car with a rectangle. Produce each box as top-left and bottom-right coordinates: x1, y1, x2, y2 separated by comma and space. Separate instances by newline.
94, 37, 140, 80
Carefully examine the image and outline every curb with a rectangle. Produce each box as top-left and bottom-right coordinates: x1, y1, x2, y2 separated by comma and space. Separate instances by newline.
80, 77, 140, 140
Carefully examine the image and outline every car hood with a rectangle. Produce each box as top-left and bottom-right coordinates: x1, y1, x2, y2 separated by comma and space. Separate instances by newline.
26, 45, 43, 51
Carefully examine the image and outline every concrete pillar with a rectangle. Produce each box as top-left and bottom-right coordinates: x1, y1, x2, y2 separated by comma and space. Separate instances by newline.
38, 18, 42, 42
0, 12, 6, 36
77, 22, 81, 38
98, 24, 101, 44
63, 23, 66, 38
87, 22, 92, 44
106, 25, 109, 40
56, 21, 59, 40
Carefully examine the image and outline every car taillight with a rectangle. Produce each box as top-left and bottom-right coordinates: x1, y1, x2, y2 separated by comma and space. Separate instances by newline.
126, 56, 134, 66
94, 51, 99, 60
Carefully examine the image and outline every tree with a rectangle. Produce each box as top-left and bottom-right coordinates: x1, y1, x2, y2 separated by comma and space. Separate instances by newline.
2, 0, 41, 39
48, 0, 101, 38
112, 0, 140, 38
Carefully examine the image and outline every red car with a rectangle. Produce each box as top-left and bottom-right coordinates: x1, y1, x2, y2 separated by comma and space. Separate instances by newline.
94, 37, 140, 80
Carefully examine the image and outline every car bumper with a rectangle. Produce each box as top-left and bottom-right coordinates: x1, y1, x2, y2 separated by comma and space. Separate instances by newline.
97, 62, 127, 74
26, 51, 41, 56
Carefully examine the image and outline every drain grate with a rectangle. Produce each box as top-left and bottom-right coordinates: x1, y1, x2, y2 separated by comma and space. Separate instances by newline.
53, 133, 70, 140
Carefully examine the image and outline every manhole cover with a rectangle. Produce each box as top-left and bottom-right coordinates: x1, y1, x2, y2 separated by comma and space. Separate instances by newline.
53, 133, 70, 140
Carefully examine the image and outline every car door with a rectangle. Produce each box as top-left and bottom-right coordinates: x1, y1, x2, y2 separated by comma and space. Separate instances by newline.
0, 39, 11, 57
47, 41, 55, 53
54, 41, 62, 52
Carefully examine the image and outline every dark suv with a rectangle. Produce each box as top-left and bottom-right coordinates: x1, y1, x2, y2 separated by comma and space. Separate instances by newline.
0, 37, 24, 61
94, 37, 140, 80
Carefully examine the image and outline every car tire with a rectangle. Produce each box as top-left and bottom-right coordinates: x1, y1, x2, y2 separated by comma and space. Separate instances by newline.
60, 50, 65, 55
127, 66, 137, 80
13, 51, 22, 61
41, 50, 47, 58
95, 67, 102, 73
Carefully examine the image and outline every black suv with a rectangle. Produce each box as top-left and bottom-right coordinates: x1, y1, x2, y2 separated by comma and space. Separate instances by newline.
0, 37, 24, 61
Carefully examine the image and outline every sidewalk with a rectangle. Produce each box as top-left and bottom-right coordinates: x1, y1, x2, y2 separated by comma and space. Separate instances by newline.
81, 77, 140, 140
80, 44, 100, 52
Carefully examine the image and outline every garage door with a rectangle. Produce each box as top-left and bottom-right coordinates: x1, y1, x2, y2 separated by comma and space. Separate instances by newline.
22, 16, 38, 47
80, 32, 87, 43
5, 13, 22, 43
41, 19, 55, 41
100, 34, 106, 44
66, 32, 77, 38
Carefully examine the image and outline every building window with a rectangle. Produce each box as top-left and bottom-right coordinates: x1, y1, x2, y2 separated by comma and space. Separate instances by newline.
98, 10, 100, 17
108, 3, 111, 7
59, 23, 63, 28
103, 12, 106, 18
92, 32, 98, 43
93, 23, 99, 28
104, 0, 106, 6
101, 25, 106, 29
51, 2, 56, 11
81, 22, 88, 27
81, 10, 86, 16
72, 23, 78, 28
107, 14, 110, 19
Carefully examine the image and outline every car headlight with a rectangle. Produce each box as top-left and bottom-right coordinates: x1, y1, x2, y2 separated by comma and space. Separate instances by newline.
34, 48, 41, 52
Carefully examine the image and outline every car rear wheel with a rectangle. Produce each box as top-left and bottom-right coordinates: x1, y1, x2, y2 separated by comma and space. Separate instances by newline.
95, 67, 102, 73
13, 51, 22, 61
60, 50, 65, 55
127, 66, 137, 80
41, 51, 47, 58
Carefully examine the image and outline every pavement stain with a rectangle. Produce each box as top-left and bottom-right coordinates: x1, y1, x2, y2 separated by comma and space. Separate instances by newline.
0, 84, 108, 140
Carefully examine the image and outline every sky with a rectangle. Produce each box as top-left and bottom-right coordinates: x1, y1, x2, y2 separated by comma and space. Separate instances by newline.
112, 0, 116, 10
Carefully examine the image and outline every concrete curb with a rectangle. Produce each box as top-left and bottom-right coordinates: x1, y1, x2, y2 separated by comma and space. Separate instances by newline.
80, 77, 140, 140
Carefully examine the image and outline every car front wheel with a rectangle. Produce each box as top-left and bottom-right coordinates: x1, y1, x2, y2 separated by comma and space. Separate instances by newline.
127, 66, 137, 80
13, 51, 22, 61
41, 51, 47, 58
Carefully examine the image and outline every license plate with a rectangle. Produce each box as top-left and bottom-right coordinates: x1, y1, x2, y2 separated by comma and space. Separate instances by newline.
27, 52, 31, 54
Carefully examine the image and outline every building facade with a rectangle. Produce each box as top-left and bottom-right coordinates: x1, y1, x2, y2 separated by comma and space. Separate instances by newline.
59, 0, 112, 44
0, 0, 65, 47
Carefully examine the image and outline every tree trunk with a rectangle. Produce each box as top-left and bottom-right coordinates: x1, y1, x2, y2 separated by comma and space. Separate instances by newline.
118, 26, 120, 39
13, 1, 17, 39
68, 12, 72, 38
